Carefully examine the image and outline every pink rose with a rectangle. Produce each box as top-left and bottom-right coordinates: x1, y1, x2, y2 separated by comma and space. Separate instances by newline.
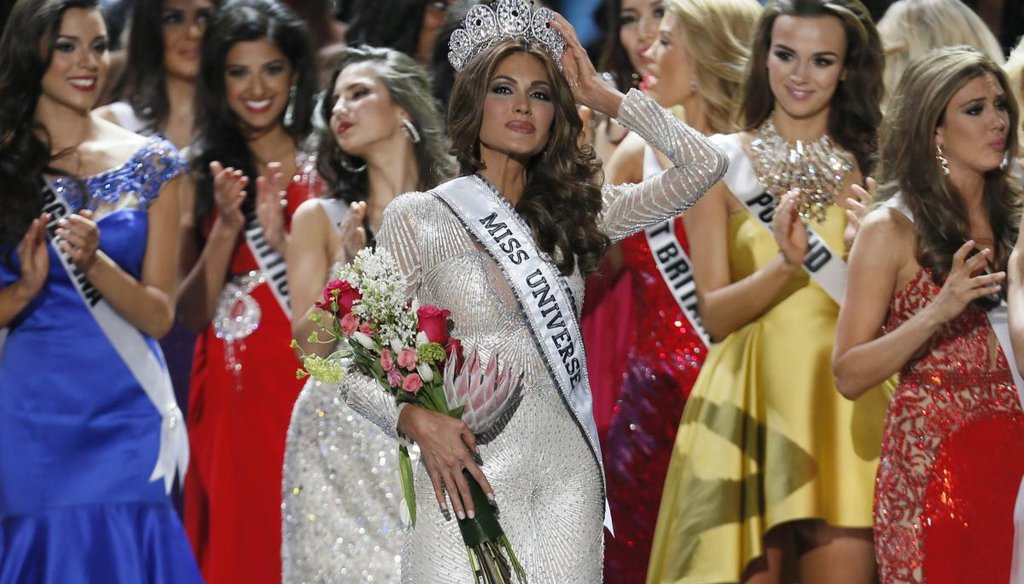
402, 373, 423, 393
397, 348, 418, 370
339, 313, 360, 335
359, 320, 374, 336
416, 305, 451, 345
386, 368, 403, 388
380, 348, 395, 372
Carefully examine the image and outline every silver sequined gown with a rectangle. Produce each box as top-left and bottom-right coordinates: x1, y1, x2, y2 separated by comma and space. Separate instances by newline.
282, 378, 405, 584
340, 89, 727, 583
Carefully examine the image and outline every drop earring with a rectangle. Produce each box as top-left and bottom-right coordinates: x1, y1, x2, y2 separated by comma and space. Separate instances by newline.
935, 144, 950, 177
283, 85, 297, 128
401, 119, 421, 144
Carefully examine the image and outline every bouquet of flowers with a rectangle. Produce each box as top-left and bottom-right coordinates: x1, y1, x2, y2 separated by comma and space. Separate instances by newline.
296, 248, 527, 584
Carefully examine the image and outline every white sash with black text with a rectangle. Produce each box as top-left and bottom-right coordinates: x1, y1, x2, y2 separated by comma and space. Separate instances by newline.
42, 181, 188, 493
712, 133, 848, 305
882, 194, 1024, 584
243, 198, 291, 317
642, 146, 710, 346
432, 175, 612, 531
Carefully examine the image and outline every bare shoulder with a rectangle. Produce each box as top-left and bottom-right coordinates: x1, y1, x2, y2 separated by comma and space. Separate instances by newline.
76, 115, 155, 173
293, 197, 331, 227
854, 206, 917, 268
604, 131, 647, 186
859, 205, 915, 243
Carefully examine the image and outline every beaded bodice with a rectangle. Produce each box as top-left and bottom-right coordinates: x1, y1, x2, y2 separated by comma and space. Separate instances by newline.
884, 268, 1010, 381
875, 267, 1023, 584
53, 136, 184, 216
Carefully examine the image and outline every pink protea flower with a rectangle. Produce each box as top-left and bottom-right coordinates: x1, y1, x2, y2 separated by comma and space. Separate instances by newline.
442, 347, 522, 435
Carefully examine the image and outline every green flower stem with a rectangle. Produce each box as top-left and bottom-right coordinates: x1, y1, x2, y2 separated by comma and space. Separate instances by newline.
456, 470, 503, 547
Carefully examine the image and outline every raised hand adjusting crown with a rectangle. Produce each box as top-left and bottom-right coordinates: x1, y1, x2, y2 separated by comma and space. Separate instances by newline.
448, 0, 567, 72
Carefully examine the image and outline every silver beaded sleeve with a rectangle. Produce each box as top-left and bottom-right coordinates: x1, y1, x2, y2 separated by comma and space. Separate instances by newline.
335, 205, 425, 440
599, 88, 728, 242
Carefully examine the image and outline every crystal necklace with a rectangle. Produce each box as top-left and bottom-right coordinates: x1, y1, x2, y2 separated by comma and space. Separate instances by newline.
749, 117, 855, 223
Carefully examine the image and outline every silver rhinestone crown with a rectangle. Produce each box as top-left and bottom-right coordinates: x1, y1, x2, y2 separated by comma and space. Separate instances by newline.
448, 0, 566, 72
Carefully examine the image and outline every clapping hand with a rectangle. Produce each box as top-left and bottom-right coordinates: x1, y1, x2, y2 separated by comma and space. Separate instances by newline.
841, 177, 876, 250
930, 241, 1005, 324
772, 189, 809, 268
256, 162, 289, 255
55, 210, 100, 273
332, 201, 368, 266
210, 161, 248, 231
17, 213, 50, 296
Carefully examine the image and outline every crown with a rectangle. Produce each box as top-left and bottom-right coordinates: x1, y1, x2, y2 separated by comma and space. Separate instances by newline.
448, 0, 566, 72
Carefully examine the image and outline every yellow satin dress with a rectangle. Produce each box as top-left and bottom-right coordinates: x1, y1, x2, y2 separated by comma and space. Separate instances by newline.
647, 201, 892, 583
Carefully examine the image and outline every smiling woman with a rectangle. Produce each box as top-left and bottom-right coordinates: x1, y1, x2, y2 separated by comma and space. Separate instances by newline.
0, 0, 201, 582
647, 0, 891, 582
175, 1, 321, 582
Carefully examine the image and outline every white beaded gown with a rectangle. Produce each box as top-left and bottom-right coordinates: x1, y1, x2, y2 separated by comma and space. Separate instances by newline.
282, 199, 405, 584
339, 89, 727, 583
282, 378, 405, 584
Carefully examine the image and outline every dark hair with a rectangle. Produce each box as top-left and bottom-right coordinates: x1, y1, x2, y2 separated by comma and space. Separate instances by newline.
344, 0, 427, 60
742, 0, 883, 175
878, 46, 1022, 300
448, 39, 609, 276
190, 0, 316, 239
316, 46, 452, 203
113, 0, 220, 135
0, 0, 99, 245
595, 0, 641, 92
281, 0, 337, 50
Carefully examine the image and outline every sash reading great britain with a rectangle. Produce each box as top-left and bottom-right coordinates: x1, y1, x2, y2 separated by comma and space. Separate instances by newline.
713, 133, 849, 305
641, 145, 710, 347
41, 180, 189, 493
432, 175, 613, 532
881, 194, 1024, 582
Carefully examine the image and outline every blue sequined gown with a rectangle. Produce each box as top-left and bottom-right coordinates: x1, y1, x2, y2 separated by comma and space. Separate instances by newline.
0, 137, 202, 583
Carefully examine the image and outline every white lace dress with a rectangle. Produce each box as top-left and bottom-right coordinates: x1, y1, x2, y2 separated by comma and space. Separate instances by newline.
340, 88, 727, 583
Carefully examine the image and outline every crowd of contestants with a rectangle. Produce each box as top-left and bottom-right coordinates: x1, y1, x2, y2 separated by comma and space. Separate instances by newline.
0, 0, 1024, 582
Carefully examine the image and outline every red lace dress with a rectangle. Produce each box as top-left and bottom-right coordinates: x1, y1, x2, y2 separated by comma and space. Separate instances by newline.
601, 220, 708, 584
876, 268, 1024, 583
185, 159, 320, 584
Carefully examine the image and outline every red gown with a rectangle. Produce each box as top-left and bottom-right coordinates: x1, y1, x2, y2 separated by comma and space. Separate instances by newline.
875, 268, 1024, 583
185, 159, 320, 584
600, 220, 708, 584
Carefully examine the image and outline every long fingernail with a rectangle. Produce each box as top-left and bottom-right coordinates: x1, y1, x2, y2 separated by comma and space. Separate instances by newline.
486, 491, 497, 505
467, 509, 475, 519
456, 509, 466, 520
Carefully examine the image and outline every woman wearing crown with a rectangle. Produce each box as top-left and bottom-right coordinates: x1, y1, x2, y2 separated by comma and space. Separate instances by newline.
336, 1, 727, 581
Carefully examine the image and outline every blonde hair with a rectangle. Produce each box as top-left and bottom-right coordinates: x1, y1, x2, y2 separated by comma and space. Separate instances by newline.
878, 0, 1004, 106
666, 0, 761, 133
1005, 36, 1024, 146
